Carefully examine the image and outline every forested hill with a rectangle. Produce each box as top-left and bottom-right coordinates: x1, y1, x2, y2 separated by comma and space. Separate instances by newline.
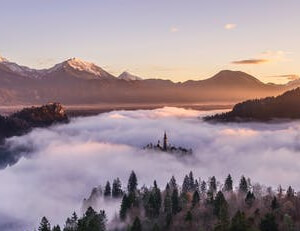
205, 87, 300, 122
35, 171, 299, 231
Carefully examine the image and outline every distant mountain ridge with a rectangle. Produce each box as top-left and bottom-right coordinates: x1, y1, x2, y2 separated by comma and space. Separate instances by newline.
0, 56, 299, 105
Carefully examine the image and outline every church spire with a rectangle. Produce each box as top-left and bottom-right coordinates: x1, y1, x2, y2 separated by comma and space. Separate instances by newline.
163, 131, 167, 151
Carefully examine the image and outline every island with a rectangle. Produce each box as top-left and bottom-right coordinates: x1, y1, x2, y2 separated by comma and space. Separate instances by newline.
143, 132, 192, 155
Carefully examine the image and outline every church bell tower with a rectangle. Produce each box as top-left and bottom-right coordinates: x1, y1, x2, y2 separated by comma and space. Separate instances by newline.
163, 131, 168, 151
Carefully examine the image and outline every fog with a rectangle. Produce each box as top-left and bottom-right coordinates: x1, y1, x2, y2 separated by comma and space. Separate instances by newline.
1, 107, 300, 230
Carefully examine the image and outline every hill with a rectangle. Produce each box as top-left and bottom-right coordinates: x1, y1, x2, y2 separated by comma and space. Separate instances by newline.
205, 88, 300, 122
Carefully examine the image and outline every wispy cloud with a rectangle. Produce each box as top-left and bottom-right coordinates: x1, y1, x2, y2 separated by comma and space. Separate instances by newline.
232, 59, 269, 65
170, 26, 179, 33
269, 74, 299, 81
224, 23, 236, 30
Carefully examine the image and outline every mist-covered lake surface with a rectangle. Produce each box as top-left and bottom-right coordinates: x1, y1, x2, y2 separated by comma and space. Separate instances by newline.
1, 106, 300, 230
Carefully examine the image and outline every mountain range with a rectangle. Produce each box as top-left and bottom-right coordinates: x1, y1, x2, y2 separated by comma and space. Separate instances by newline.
0, 56, 298, 105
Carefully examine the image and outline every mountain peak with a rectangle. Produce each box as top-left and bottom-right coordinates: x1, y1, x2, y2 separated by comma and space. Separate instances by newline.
118, 71, 142, 81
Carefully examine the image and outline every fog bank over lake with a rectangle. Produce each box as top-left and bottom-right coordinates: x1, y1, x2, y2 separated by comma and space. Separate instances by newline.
1, 107, 300, 230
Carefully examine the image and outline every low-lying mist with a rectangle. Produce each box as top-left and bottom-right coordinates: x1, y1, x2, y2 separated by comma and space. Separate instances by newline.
1, 107, 300, 230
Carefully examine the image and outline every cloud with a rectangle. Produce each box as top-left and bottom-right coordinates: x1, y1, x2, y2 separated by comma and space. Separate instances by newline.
1, 107, 300, 230
231, 59, 269, 65
224, 23, 236, 30
269, 74, 299, 81
170, 26, 179, 33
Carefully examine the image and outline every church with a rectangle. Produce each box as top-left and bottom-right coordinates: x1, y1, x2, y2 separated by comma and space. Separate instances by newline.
143, 132, 192, 155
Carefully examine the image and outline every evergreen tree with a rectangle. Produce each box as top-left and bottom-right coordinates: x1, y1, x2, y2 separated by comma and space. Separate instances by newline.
283, 214, 295, 231
214, 191, 228, 218
286, 186, 294, 198
200, 180, 207, 194
271, 196, 279, 210
230, 210, 249, 231
128, 171, 138, 194
120, 194, 130, 220
171, 188, 180, 215
104, 181, 111, 197
239, 176, 248, 194
245, 191, 255, 207
188, 171, 195, 191
214, 203, 230, 231
77, 207, 106, 231
153, 180, 162, 216
164, 190, 172, 214
185, 210, 193, 222
38, 217, 51, 231
169, 176, 177, 190
259, 213, 278, 231
52, 225, 61, 231
192, 190, 200, 207
131, 217, 142, 231
63, 212, 77, 231
182, 175, 190, 193
209, 176, 217, 195
224, 174, 233, 192
112, 178, 123, 198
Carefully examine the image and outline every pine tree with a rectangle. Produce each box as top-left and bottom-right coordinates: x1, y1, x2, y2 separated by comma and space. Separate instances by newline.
200, 180, 207, 194
169, 176, 177, 190
271, 196, 279, 210
260, 213, 278, 231
171, 188, 180, 215
245, 191, 255, 207
131, 217, 142, 231
239, 176, 248, 194
286, 186, 294, 198
230, 210, 249, 231
188, 171, 195, 191
182, 175, 190, 193
112, 178, 123, 198
209, 176, 217, 195
38, 217, 51, 231
128, 171, 138, 194
120, 194, 130, 220
224, 174, 233, 192
192, 190, 200, 207
185, 210, 193, 222
104, 181, 111, 197
164, 190, 172, 214
52, 225, 61, 231
77, 207, 106, 231
214, 191, 228, 218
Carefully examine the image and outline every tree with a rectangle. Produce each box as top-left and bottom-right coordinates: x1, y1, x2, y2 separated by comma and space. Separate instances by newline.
52, 225, 61, 231
286, 186, 294, 198
214, 191, 228, 218
164, 190, 172, 214
128, 171, 138, 194
189, 171, 195, 191
182, 175, 190, 193
112, 178, 123, 198
201, 180, 207, 194
271, 196, 279, 210
259, 213, 278, 231
131, 217, 142, 231
63, 212, 77, 231
245, 191, 255, 207
120, 194, 130, 220
38, 217, 51, 231
283, 214, 295, 231
230, 211, 249, 231
77, 207, 106, 231
169, 176, 177, 190
209, 176, 217, 195
185, 210, 193, 222
224, 174, 233, 192
239, 176, 248, 194
171, 188, 180, 215
104, 181, 111, 197
192, 190, 200, 207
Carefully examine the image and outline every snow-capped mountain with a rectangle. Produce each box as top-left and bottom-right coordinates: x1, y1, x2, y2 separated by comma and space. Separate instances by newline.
118, 71, 143, 81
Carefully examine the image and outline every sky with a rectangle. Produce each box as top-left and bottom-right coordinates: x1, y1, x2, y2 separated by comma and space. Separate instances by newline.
0, 0, 300, 83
